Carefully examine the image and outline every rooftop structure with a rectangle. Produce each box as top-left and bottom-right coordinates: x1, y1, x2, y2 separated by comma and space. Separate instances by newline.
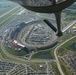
72, 26, 76, 29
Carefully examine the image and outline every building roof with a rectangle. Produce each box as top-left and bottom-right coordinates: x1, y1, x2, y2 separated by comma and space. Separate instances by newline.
72, 26, 76, 29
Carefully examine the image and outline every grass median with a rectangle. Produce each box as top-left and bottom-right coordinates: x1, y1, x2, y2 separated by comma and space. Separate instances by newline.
51, 62, 61, 75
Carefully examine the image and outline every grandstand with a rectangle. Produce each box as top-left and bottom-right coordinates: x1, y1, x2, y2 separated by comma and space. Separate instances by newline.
10, 22, 27, 40
5, 22, 27, 51
11, 40, 25, 49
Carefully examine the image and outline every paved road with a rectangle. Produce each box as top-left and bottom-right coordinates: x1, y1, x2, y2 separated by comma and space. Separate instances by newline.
0, 6, 76, 74
1, 35, 56, 63
54, 35, 76, 75
17, 20, 57, 49
0, 8, 56, 64
62, 20, 76, 32
0, 7, 22, 25
0, 6, 20, 18
46, 62, 49, 75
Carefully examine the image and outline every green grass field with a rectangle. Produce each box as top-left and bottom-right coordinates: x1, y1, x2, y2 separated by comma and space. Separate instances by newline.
31, 48, 55, 60
4, 44, 27, 56
59, 37, 76, 55
59, 58, 72, 75
0, 6, 22, 26
0, 45, 24, 63
0, 45, 45, 64
51, 62, 61, 75
0, 2, 22, 26
58, 37, 76, 75
0, 2, 18, 16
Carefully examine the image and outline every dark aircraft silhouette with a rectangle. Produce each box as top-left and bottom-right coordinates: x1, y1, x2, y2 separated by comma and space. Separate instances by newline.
9, 0, 76, 37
